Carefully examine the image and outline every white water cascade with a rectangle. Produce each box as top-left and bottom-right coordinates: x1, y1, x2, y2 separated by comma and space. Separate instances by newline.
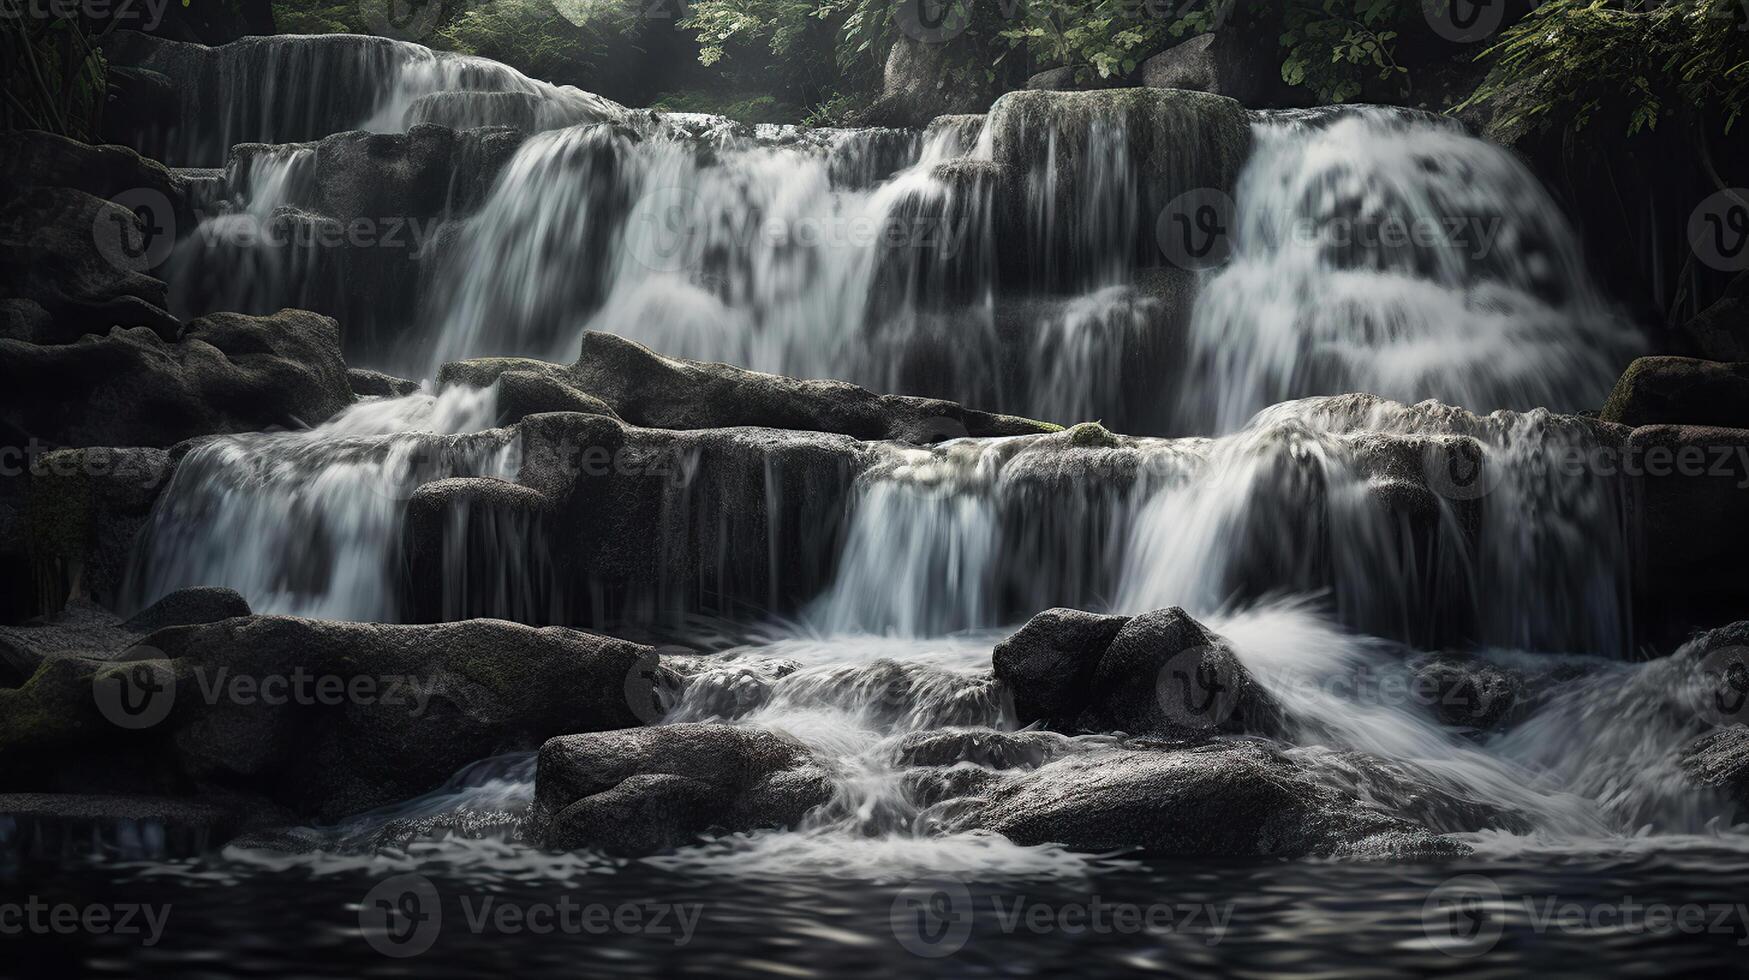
114, 37, 1748, 878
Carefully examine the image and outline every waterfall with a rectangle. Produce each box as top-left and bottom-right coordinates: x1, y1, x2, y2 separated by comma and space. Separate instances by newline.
108, 35, 1747, 878
125, 385, 514, 622
1182, 107, 1643, 432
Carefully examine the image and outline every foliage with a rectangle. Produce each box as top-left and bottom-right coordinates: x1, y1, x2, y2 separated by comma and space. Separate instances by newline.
1, 14, 109, 140
434, 0, 639, 84
1279, 0, 1409, 103
1460, 0, 1749, 138
650, 89, 802, 122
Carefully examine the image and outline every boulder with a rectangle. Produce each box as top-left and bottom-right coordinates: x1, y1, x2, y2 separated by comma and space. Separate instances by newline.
567, 331, 1056, 442
347, 368, 422, 399
0, 792, 261, 861
994, 606, 1281, 737
1408, 655, 1522, 730
0, 616, 668, 821
0, 131, 196, 232
531, 723, 833, 855
1602, 357, 1749, 428
22, 447, 174, 618
0, 309, 353, 448
312, 125, 527, 224
955, 740, 1467, 858
992, 608, 1128, 728
1685, 272, 1749, 361
0, 187, 181, 345
1681, 726, 1749, 812
1626, 424, 1749, 636
982, 88, 1252, 285
0, 590, 246, 686
1141, 34, 1218, 93
858, 37, 997, 128
438, 358, 619, 424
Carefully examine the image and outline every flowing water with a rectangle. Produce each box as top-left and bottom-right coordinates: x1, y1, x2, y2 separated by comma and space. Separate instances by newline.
24, 35, 1748, 977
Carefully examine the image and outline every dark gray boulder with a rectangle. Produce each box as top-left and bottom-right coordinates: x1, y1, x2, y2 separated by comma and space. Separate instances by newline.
992, 608, 1129, 728
0, 616, 666, 822
568, 331, 1056, 442
347, 368, 422, 399
0, 187, 181, 345
0, 588, 246, 686
22, 447, 174, 618
1601, 356, 1749, 428
0, 309, 353, 448
994, 606, 1281, 737
956, 740, 1467, 858
531, 723, 833, 855
1685, 272, 1748, 361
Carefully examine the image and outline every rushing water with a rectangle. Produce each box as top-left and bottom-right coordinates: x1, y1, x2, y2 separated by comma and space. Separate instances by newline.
32, 32, 1744, 977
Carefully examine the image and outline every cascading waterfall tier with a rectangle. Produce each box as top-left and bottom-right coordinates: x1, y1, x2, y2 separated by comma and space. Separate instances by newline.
1182, 106, 1643, 433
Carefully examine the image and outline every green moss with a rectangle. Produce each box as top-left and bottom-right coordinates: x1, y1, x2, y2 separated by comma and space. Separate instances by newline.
1065, 421, 1120, 448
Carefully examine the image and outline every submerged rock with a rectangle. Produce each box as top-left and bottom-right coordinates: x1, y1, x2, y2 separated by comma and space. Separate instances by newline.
955, 740, 1467, 858
347, 368, 422, 399
531, 723, 833, 855
0, 309, 353, 448
0, 616, 665, 821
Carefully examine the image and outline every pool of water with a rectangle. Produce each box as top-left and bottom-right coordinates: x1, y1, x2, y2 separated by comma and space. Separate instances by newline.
9, 846, 1749, 977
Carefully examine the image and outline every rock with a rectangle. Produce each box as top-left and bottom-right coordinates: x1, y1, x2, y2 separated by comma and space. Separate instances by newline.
994, 606, 1280, 737
890, 729, 1089, 770
0, 130, 195, 231
403, 478, 555, 623
4, 584, 244, 680
0, 187, 181, 345
1025, 67, 1081, 91
0, 616, 666, 821
438, 359, 619, 424
347, 368, 422, 399
1626, 425, 1749, 636
1408, 655, 1521, 730
531, 723, 833, 855
0, 309, 353, 448
858, 37, 998, 128
982, 88, 1252, 284
23, 447, 173, 617
568, 331, 1056, 442
1685, 272, 1749, 361
957, 740, 1467, 858
0, 792, 261, 860
404, 91, 543, 132
1141, 34, 1218, 93
1602, 357, 1749, 428
313, 125, 527, 224
992, 608, 1129, 728
1681, 726, 1749, 812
